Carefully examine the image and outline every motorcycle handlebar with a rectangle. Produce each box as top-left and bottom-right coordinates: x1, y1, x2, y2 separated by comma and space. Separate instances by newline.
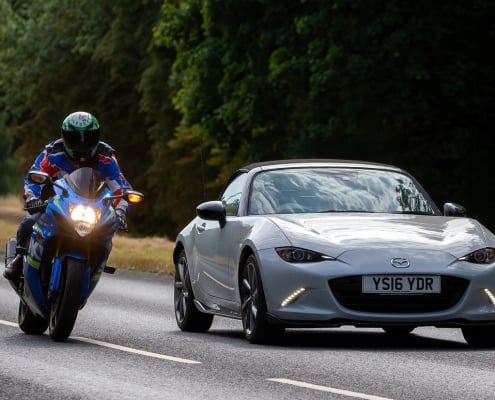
24, 201, 48, 215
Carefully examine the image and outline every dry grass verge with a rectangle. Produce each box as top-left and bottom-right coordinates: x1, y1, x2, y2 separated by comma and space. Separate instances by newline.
108, 234, 175, 273
0, 195, 175, 274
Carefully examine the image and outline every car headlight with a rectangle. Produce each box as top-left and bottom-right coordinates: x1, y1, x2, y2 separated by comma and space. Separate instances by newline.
459, 248, 495, 264
275, 247, 335, 263
70, 205, 100, 237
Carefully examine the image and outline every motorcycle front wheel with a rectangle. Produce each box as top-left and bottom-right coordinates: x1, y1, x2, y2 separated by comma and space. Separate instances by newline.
49, 258, 86, 342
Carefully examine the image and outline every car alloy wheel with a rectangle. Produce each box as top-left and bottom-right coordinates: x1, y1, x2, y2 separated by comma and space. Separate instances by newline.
240, 254, 284, 344
174, 250, 213, 332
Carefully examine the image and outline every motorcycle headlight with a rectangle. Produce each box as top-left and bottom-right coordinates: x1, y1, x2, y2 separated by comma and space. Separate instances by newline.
275, 247, 335, 263
70, 205, 100, 237
459, 248, 495, 264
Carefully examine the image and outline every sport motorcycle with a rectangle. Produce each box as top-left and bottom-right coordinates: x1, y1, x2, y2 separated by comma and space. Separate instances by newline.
4, 167, 143, 341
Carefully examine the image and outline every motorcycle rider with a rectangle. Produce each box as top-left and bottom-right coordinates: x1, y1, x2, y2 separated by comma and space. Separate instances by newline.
4, 111, 131, 280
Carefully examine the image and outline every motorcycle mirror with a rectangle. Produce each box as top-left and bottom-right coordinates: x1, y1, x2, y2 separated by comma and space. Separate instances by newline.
28, 171, 50, 184
27, 170, 69, 197
126, 191, 144, 204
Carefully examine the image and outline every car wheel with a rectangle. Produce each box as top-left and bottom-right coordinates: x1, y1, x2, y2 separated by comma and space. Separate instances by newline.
174, 249, 213, 332
240, 255, 284, 344
461, 326, 495, 348
382, 326, 415, 335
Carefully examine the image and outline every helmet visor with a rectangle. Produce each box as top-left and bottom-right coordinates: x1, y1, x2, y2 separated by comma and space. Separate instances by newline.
64, 131, 99, 152
63, 130, 99, 158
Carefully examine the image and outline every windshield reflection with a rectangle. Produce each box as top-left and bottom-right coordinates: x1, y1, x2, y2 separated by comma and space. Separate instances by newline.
248, 168, 436, 215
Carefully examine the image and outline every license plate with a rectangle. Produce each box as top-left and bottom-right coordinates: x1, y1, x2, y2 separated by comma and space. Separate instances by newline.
362, 275, 441, 294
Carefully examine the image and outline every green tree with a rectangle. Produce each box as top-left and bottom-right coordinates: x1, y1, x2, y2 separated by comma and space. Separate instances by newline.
1, 0, 165, 232
154, 0, 495, 228
0, 0, 22, 193
2, 0, 495, 236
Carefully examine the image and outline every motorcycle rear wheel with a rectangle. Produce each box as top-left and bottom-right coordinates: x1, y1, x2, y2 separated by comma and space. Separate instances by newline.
18, 301, 48, 335
49, 258, 85, 342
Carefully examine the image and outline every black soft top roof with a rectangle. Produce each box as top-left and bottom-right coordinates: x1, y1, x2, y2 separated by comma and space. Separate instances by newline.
240, 159, 402, 173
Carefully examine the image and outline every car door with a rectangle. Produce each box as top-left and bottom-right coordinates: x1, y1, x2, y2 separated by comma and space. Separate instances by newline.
194, 173, 247, 301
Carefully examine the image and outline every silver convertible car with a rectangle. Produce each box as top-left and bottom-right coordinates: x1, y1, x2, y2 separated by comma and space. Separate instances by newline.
173, 160, 495, 346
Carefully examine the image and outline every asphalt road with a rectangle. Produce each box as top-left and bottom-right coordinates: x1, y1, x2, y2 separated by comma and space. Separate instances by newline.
1, 262, 495, 400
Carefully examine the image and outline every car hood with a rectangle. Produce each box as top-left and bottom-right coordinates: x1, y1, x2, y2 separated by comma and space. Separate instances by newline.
269, 213, 490, 257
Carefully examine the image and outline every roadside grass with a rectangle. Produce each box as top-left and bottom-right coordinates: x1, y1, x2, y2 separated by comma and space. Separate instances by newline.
0, 195, 175, 274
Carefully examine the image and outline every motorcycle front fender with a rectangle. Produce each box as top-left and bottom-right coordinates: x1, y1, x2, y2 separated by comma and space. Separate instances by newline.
49, 253, 91, 299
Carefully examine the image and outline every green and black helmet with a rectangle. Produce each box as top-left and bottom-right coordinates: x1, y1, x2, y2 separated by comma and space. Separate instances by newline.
61, 111, 100, 162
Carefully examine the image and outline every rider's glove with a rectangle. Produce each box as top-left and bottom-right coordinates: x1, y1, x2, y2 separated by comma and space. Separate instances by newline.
115, 208, 128, 232
25, 197, 43, 214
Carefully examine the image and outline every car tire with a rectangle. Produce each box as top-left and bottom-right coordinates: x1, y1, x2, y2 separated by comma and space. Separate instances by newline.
174, 249, 213, 332
382, 326, 415, 335
240, 255, 285, 344
461, 326, 495, 348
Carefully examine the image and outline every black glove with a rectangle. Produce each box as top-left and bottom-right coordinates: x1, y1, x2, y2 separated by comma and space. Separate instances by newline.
25, 197, 43, 214
115, 208, 128, 232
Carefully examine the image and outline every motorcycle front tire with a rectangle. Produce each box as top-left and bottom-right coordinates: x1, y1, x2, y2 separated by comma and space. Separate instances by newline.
49, 258, 86, 342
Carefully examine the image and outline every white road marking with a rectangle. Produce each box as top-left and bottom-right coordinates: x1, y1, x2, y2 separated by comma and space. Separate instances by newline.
72, 336, 202, 364
0, 319, 18, 328
268, 378, 395, 400
0, 320, 200, 365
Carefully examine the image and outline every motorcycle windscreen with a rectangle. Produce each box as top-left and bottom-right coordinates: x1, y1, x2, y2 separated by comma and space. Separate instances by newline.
64, 167, 107, 199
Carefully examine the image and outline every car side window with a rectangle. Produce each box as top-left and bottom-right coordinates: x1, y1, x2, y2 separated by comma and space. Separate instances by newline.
220, 173, 247, 216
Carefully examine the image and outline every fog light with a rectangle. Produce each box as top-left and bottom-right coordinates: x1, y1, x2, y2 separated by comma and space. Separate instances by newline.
484, 288, 495, 305
281, 288, 306, 307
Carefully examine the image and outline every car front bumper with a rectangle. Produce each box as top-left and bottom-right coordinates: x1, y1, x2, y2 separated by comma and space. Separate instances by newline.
256, 248, 495, 327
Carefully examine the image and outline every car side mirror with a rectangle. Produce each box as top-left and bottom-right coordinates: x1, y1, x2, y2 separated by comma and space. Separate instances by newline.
443, 202, 467, 217
196, 201, 226, 228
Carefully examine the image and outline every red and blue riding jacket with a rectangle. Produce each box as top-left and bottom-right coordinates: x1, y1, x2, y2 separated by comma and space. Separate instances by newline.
23, 139, 131, 212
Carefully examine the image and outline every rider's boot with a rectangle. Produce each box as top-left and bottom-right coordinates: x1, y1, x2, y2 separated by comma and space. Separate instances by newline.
3, 254, 23, 280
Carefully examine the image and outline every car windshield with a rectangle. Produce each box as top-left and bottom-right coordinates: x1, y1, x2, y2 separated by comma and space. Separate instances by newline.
248, 167, 436, 215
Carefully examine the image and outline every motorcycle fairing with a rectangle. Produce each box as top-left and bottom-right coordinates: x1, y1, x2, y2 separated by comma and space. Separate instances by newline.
22, 167, 121, 319
23, 253, 48, 318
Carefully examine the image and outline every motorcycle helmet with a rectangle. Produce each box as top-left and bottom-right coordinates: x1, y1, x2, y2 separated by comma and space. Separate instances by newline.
61, 111, 100, 162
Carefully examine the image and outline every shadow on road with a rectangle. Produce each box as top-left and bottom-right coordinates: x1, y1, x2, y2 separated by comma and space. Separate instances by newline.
198, 328, 474, 351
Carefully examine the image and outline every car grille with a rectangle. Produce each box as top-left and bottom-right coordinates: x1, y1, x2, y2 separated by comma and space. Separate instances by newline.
329, 275, 469, 313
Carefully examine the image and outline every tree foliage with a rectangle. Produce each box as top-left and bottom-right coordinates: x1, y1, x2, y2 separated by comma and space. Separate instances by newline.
154, 0, 495, 225
1, 0, 494, 236
0, 0, 21, 193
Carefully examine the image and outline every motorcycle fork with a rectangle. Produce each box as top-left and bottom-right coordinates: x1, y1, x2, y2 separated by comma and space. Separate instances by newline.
47, 255, 91, 303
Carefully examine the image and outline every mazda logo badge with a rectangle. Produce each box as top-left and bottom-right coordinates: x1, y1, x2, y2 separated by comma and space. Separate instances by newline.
391, 257, 410, 268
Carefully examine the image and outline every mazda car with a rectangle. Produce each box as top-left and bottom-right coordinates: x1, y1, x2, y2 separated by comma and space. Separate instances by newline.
173, 160, 495, 346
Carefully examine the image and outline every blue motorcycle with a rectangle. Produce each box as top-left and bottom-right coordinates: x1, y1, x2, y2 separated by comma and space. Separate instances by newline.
4, 167, 143, 341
